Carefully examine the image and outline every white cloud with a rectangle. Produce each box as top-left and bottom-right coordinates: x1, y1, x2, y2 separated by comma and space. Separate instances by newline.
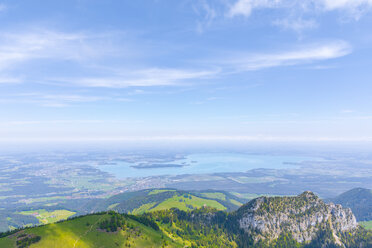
221, 41, 351, 71
0, 29, 218, 88
340, 109, 355, 114
228, 0, 372, 19
273, 18, 318, 32
57, 68, 218, 88
320, 0, 372, 10
0, 92, 117, 107
228, 0, 281, 17
0, 30, 121, 72
194, 0, 217, 33
0, 28, 353, 90
0, 77, 21, 84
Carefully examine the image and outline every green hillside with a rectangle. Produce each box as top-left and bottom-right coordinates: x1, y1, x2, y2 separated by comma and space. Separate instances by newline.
81, 189, 243, 214
1, 192, 371, 248
0, 189, 244, 233
0, 210, 235, 248
17, 209, 76, 225
0, 212, 182, 248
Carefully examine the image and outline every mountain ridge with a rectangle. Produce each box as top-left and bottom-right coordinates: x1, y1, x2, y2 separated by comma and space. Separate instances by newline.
1, 191, 371, 247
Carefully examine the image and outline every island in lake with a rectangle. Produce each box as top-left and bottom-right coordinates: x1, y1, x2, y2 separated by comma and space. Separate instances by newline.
131, 163, 189, 169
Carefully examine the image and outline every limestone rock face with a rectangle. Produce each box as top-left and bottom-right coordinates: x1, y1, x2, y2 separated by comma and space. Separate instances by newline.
237, 191, 357, 244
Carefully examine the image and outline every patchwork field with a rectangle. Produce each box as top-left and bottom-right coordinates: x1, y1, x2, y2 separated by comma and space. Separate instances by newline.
150, 194, 226, 212
18, 209, 76, 225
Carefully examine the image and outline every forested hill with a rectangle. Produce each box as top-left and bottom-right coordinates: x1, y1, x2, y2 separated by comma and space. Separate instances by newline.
0, 189, 245, 233
328, 187, 372, 221
63, 188, 245, 215
1, 191, 371, 248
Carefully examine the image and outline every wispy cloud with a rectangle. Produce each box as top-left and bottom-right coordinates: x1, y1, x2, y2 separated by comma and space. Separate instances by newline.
59, 41, 351, 88
0, 119, 142, 126
0, 29, 127, 73
38, 94, 105, 107
228, 0, 280, 18
0, 77, 21, 84
0, 31, 83, 70
320, 0, 372, 10
273, 18, 318, 32
319, 0, 372, 20
227, 0, 372, 19
2, 135, 372, 143
54, 68, 218, 88
340, 109, 355, 114
194, 0, 217, 33
0, 27, 353, 90
0, 28, 219, 88
0, 92, 132, 107
218, 41, 351, 71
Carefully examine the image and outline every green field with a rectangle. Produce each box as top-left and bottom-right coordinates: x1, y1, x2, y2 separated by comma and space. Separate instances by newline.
150, 194, 226, 212
200, 192, 226, 201
18, 209, 76, 224
360, 221, 372, 230
229, 199, 243, 207
0, 213, 182, 248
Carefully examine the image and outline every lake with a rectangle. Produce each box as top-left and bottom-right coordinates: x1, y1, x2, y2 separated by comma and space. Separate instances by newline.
96, 153, 318, 179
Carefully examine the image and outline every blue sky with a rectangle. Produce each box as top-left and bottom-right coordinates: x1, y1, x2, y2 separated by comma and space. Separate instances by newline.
1, 0, 372, 144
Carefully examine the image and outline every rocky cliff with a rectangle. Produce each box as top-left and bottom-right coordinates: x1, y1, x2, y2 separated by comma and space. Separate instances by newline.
237, 191, 358, 246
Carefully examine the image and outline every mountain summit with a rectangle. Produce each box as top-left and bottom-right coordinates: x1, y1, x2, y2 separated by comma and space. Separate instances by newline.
235, 191, 360, 247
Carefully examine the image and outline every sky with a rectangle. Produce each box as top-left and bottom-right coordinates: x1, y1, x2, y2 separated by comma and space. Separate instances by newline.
1, 0, 372, 145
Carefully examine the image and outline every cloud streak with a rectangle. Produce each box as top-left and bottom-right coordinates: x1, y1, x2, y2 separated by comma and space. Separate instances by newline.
72, 68, 218, 88
228, 0, 280, 17
0, 92, 133, 107
0, 77, 21, 84
218, 41, 351, 71
321, 0, 372, 10
273, 18, 318, 32
0, 27, 352, 89
0, 28, 219, 88
228, 0, 372, 18
1, 135, 372, 143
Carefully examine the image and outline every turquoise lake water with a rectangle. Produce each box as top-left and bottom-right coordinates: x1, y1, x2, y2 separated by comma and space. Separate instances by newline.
97, 153, 317, 179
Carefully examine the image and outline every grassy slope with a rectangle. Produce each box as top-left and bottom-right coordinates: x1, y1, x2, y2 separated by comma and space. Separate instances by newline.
18, 209, 76, 224
2, 189, 240, 234
131, 203, 157, 215
0, 236, 13, 247
0, 214, 183, 248
200, 192, 226, 201
360, 221, 372, 230
229, 199, 242, 207
150, 194, 226, 212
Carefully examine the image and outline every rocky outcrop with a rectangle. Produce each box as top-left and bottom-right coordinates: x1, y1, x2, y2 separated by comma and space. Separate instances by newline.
237, 191, 357, 245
